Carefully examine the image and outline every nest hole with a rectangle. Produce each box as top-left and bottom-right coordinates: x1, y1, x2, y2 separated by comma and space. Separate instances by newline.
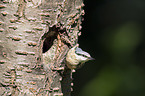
42, 26, 65, 53
42, 35, 56, 53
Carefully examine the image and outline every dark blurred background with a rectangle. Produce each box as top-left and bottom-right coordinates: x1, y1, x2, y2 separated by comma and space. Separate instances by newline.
72, 0, 145, 96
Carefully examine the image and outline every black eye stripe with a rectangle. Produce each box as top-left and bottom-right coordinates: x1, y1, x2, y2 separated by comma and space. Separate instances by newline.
76, 53, 89, 58
75, 47, 90, 58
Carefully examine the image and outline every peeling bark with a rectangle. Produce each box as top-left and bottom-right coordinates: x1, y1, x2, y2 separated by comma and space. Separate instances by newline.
0, 0, 84, 95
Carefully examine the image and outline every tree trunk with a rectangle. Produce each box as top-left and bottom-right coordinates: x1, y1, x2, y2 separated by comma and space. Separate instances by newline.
0, 0, 84, 95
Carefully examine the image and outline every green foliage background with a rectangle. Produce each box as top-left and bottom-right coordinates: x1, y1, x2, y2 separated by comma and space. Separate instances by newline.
72, 0, 145, 96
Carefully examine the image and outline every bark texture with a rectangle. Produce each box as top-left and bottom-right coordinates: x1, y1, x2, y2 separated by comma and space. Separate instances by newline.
0, 0, 84, 95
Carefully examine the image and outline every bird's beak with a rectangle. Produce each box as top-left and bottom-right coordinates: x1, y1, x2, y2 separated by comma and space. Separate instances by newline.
89, 57, 95, 60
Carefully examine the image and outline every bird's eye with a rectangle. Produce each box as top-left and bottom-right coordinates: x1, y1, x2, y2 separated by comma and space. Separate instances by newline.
76, 53, 88, 58
82, 54, 87, 58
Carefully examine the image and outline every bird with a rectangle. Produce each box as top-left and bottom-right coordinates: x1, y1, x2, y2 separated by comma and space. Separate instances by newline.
66, 44, 94, 69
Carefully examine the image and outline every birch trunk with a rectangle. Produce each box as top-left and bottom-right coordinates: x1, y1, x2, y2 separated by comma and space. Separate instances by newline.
0, 0, 84, 95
